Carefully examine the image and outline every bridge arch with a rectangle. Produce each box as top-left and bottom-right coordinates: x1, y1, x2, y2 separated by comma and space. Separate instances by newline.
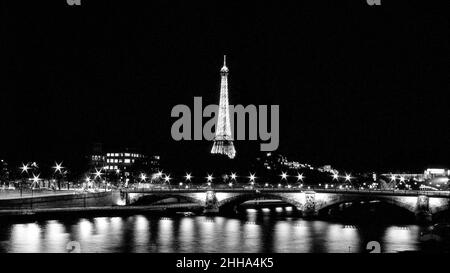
126, 192, 205, 206
217, 192, 302, 212
315, 194, 419, 215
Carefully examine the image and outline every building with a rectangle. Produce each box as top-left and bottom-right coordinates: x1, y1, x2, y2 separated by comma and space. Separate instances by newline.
88, 143, 160, 183
424, 168, 449, 180
0, 159, 9, 183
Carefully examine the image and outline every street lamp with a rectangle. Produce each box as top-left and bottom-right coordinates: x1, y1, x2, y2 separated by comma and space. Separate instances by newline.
140, 173, 147, 182
20, 163, 30, 174
53, 162, 64, 174
297, 173, 304, 182
249, 173, 256, 185
230, 173, 237, 180
93, 168, 103, 190
53, 162, 64, 190
29, 174, 41, 204
332, 173, 339, 181
164, 174, 171, 188
345, 174, 352, 182
19, 163, 30, 197
280, 172, 288, 180
185, 173, 192, 181
390, 174, 396, 182
206, 174, 213, 182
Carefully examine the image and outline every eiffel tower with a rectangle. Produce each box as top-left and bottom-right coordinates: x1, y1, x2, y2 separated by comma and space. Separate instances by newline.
211, 55, 236, 159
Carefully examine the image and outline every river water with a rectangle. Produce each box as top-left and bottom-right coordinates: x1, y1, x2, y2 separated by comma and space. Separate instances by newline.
0, 206, 438, 253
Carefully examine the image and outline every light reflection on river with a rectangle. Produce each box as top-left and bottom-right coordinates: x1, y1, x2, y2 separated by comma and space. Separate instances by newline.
0, 208, 426, 253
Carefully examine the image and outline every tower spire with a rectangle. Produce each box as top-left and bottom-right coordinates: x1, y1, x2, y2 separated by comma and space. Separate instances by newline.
221, 55, 229, 73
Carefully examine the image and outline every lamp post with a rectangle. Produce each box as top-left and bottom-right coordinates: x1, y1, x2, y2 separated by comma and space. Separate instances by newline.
185, 173, 192, 188
94, 168, 103, 191
53, 162, 64, 190
206, 174, 213, 189
19, 163, 30, 197
164, 174, 171, 189
280, 172, 288, 188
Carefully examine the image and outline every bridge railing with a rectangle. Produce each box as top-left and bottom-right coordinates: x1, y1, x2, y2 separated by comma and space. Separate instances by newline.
121, 187, 450, 197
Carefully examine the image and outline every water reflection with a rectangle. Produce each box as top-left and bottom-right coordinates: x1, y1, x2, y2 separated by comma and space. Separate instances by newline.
0, 209, 432, 253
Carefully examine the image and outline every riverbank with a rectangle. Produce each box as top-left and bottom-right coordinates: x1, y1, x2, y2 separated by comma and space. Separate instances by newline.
0, 203, 203, 221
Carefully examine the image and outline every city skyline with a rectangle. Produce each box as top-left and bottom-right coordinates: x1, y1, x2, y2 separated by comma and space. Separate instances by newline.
0, 1, 448, 172
0, 0, 448, 256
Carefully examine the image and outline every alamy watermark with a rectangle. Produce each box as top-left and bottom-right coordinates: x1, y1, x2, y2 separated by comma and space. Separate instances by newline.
171, 97, 279, 152
66, 0, 81, 5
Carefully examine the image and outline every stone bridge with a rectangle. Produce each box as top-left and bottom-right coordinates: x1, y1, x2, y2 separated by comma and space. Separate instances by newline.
120, 188, 450, 221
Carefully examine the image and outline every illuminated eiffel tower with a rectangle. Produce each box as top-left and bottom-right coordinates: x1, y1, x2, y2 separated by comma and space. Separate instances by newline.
211, 55, 236, 159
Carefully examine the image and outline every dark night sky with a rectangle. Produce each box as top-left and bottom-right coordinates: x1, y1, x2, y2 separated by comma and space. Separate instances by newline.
0, 0, 448, 173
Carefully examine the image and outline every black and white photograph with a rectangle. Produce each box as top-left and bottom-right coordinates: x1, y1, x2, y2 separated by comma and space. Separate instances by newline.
0, 0, 449, 264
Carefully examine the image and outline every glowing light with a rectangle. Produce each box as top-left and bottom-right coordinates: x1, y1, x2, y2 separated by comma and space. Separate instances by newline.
287, 184, 292, 188
85, 176, 91, 183
157, 171, 163, 177
278, 183, 282, 188
332, 173, 339, 180
30, 174, 41, 185
185, 173, 192, 181
53, 162, 64, 173
249, 173, 256, 182
345, 174, 352, 182
400, 176, 405, 183
265, 183, 269, 187
228, 182, 233, 187
179, 182, 183, 186
280, 172, 288, 180
230, 173, 237, 180
296, 173, 304, 181
206, 174, 213, 182
390, 174, 396, 181
164, 175, 171, 183
94, 168, 103, 179
20, 163, 30, 174
140, 173, 147, 182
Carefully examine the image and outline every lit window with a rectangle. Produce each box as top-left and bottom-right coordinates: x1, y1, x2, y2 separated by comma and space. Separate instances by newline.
114, 159, 118, 163
125, 153, 130, 157
124, 159, 130, 164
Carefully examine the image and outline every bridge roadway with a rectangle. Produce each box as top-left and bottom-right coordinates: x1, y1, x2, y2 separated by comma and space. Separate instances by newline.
122, 188, 450, 198
120, 188, 450, 220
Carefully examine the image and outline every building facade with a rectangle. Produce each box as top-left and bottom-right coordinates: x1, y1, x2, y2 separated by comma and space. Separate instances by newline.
88, 143, 160, 184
